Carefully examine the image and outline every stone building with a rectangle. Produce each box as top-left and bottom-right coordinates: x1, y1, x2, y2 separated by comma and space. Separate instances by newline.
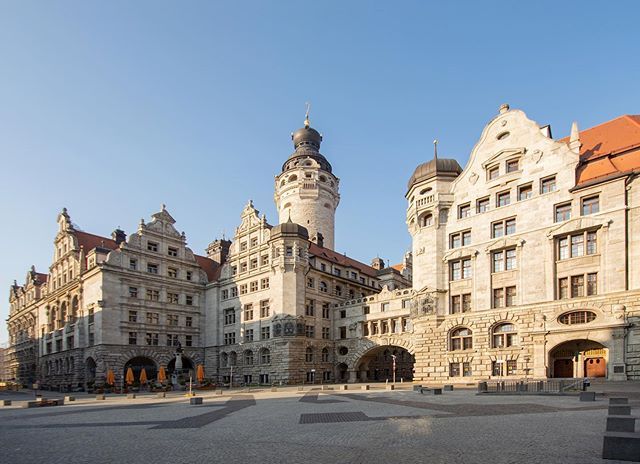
6, 106, 640, 388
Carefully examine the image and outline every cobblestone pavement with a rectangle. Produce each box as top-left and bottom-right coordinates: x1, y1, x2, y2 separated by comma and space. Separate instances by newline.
0, 383, 638, 464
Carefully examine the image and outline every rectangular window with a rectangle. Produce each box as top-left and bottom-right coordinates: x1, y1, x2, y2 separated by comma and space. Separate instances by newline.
261, 278, 270, 289
129, 332, 137, 345
186, 271, 192, 281
145, 333, 159, 346
250, 237, 258, 247
462, 294, 471, 312
587, 273, 597, 296
459, 203, 471, 218
168, 247, 178, 257
166, 334, 179, 346
477, 197, 490, 213
240, 262, 248, 273
230, 287, 238, 298
555, 203, 571, 222
322, 303, 330, 319
488, 166, 499, 180
245, 329, 254, 342
128, 311, 137, 323
541, 175, 557, 194
497, 191, 511, 207
305, 325, 315, 338
261, 254, 269, 266
305, 299, 315, 317
450, 233, 461, 249
559, 278, 569, 299
340, 309, 346, 319
462, 362, 472, 377
250, 281, 258, 292
185, 316, 193, 327
185, 295, 193, 306
401, 299, 411, 309
147, 242, 158, 252
582, 195, 599, 216
462, 259, 472, 279
571, 275, 585, 298
505, 248, 516, 270
222, 289, 229, 300
571, 234, 584, 257
167, 314, 179, 326
147, 263, 158, 274
492, 221, 504, 238
146, 289, 160, 301
451, 295, 461, 314
506, 159, 519, 173
244, 304, 254, 321
492, 361, 503, 377
239, 284, 247, 295
185, 335, 193, 347
146, 312, 158, 324
167, 292, 179, 304
492, 251, 504, 273
232, 266, 238, 276
363, 305, 370, 315
240, 242, 248, 252
462, 230, 471, 246
129, 286, 138, 298
250, 258, 258, 269
493, 288, 504, 308
307, 277, 315, 288
168, 267, 178, 278
129, 259, 137, 271
339, 326, 347, 339
587, 231, 597, 255
505, 286, 516, 307
381, 302, 389, 312
505, 218, 516, 235
322, 327, 330, 339
261, 326, 270, 340
558, 237, 569, 260
224, 308, 235, 325
449, 362, 461, 377
333, 268, 342, 277
518, 183, 532, 201
506, 360, 517, 376
224, 332, 236, 345
260, 300, 270, 318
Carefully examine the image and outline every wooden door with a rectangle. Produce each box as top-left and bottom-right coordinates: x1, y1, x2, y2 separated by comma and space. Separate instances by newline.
585, 358, 606, 378
553, 359, 574, 378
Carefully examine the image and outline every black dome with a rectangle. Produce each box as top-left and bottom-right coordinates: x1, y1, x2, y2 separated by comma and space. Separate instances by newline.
271, 220, 309, 240
282, 124, 332, 173
407, 158, 462, 190
292, 126, 322, 149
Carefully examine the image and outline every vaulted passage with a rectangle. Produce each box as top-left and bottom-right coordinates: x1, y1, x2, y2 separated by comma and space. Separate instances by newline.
354, 346, 414, 382
549, 339, 607, 379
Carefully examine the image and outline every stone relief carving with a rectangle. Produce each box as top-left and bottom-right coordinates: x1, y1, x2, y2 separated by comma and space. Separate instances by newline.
469, 172, 479, 185
410, 292, 437, 319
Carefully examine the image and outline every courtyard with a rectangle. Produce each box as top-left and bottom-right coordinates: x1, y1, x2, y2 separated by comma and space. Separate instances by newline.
0, 381, 638, 464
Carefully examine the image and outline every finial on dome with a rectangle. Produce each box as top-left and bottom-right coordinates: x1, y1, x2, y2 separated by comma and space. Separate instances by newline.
433, 139, 438, 160
304, 102, 311, 128
499, 103, 510, 114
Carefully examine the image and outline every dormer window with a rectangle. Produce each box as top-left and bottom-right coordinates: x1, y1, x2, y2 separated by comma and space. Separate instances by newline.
488, 166, 499, 180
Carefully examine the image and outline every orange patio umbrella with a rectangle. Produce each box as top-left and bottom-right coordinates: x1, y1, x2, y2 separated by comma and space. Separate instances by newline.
157, 366, 167, 383
125, 367, 135, 385
196, 364, 205, 383
139, 368, 148, 384
106, 369, 115, 385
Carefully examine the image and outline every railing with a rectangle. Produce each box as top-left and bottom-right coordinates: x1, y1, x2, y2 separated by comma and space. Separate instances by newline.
416, 196, 435, 207
479, 378, 584, 394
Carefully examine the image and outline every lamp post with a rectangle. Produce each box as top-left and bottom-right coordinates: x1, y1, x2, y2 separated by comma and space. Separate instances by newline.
391, 355, 397, 384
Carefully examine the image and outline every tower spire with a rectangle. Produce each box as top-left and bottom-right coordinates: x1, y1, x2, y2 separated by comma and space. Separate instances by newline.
304, 102, 311, 128
433, 139, 438, 160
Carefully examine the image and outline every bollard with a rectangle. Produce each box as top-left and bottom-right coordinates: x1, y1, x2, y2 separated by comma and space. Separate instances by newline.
579, 391, 596, 402
190, 397, 203, 405
64, 396, 76, 402
444, 385, 454, 391
95, 394, 105, 401
340, 385, 348, 390
126, 394, 136, 399
361, 385, 370, 391
156, 392, 166, 398
2, 400, 12, 406
609, 397, 629, 405
386, 385, 395, 391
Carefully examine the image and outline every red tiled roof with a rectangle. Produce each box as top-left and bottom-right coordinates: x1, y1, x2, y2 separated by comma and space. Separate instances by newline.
390, 263, 404, 272
35, 273, 48, 283
308, 242, 378, 277
75, 231, 118, 252
195, 254, 221, 282
560, 115, 640, 186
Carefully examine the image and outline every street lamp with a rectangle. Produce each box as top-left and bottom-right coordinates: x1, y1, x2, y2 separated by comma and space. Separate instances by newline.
391, 355, 397, 384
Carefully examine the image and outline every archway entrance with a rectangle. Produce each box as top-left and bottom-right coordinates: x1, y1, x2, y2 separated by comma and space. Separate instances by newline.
123, 356, 157, 384
355, 346, 414, 382
549, 339, 607, 378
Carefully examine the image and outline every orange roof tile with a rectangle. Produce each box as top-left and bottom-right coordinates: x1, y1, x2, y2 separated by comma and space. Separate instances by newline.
390, 263, 404, 272
308, 242, 378, 277
75, 231, 118, 252
560, 115, 640, 186
194, 254, 221, 282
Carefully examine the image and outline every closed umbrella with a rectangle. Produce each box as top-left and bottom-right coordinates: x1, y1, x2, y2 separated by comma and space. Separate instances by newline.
196, 364, 205, 383
158, 366, 167, 383
139, 368, 148, 384
106, 369, 115, 385
126, 367, 134, 385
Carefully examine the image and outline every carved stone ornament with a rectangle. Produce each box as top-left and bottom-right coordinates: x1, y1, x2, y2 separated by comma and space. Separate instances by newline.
469, 172, 479, 185
410, 292, 437, 319
533, 149, 543, 163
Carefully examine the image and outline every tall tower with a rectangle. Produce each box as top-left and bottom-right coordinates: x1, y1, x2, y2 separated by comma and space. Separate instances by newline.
274, 113, 340, 250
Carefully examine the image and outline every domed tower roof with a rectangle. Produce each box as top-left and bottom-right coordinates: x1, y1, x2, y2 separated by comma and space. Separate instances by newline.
270, 217, 309, 240
407, 157, 462, 190
282, 115, 332, 173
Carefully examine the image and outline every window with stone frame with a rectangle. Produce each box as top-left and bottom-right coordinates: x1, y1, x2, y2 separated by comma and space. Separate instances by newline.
492, 323, 517, 348
322, 303, 330, 319
305, 299, 315, 316
496, 190, 511, 207
147, 263, 158, 274
250, 237, 258, 247
506, 158, 519, 173
240, 242, 248, 252
540, 175, 557, 194
185, 316, 193, 327
129, 310, 138, 322
129, 286, 138, 298
128, 332, 137, 345
240, 261, 248, 273
339, 326, 347, 339
487, 165, 499, 180
477, 197, 490, 213
129, 259, 137, 271
168, 267, 178, 278
250, 258, 258, 270
307, 277, 315, 288
449, 362, 461, 377
319, 281, 328, 293
147, 241, 158, 252
458, 203, 471, 219
450, 327, 472, 351
224, 332, 236, 345
239, 284, 247, 295
244, 350, 254, 365
260, 348, 271, 364
146, 312, 158, 324
146, 289, 160, 301
554, 202, 572, 222
558, 277, 569, 299
167, 292, 179, 304
492, 248, 516, 272
167, 314, 179, 326
557, 231, 597, 260
250, 281, 258, 292
261, 277, 270, 289
260, 300, 270, 318
168, 246, 178, 257
322, 327, 330, 339
518, 183, 533, 201
222, 289, 229, 300
449, 258, 472, 281
145, 332, 159, 346
581, 195, 599, 215
261, 326, 270, 340
186, 271, 193, 281
492, 218, 516, 238
261, 254, 269, 266
244, 304, 253, 321
231, 287, 238, 297
166, 334, 179, 346
224, 308, 236, 325
245, 329, 254, 342
322, 347, 330, 362
185, 335, 193, 347
305, 325, 315, 338
305, 347, 314, 362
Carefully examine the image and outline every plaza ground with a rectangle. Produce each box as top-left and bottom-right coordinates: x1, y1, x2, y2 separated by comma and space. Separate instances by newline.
0, 381, 638, 464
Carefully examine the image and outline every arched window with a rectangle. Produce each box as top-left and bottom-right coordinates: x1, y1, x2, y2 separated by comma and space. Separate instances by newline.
288, 174, 298, 182
450, 327, 472, 351
220, 352, 228, 367
59, 302, 67, 327
492, 323, 517, 348
260, 348, 271, 364
319, 281, 328, 293
319, 175, 327, 182
321, 348, 329, 362
244, 350, 254, 365
558, 311, 596, 325
280, 179, 286, 186
421, 213, 433, 227
305, 347, 314, 362
71, 296, 79, 323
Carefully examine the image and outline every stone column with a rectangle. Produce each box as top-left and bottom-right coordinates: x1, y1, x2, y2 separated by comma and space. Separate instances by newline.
348, 370, 357, 383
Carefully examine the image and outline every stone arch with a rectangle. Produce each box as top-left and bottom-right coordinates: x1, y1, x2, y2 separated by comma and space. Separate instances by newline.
344, 337, 416, 371
124, 356, 158, 384
547, 338, 610, 379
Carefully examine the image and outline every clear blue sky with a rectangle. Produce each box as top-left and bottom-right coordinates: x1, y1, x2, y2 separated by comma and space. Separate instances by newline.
1, 1, 639, 343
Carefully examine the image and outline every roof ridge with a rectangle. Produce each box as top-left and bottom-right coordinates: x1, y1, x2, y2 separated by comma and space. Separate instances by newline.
622, 114, 640, 129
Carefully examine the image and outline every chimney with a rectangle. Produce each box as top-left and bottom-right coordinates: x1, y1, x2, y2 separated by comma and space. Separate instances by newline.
313, 233, 324, 248
112, 228, 127, 245
370, 257, 385, 270
207, 239, 232, 265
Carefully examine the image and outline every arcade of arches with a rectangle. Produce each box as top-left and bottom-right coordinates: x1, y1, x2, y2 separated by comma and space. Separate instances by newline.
549, 339, 608, 379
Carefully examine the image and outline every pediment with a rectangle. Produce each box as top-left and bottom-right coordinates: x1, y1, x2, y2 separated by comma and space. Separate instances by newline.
442, 247, 479, 262
481, 147, 526, 169
546, 216, 612, 239
484, 237, 524, 253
